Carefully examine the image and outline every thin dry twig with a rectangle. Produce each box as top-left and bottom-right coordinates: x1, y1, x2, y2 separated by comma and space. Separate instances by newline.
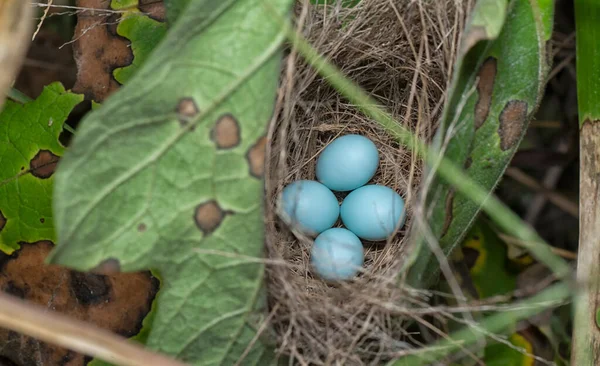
32, 0, 53, 41
505, 167, 578, 218
0, 292, 187, 366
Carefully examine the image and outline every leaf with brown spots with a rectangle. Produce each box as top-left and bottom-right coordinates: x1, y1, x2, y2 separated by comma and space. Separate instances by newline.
407, 0, 553, 287
0, 83, 82, 253
0, 241, 157, 365
49, 0, 293, 364
72, 0, 167, 102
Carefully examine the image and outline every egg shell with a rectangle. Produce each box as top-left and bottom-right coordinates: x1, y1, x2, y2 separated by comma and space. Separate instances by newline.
279, 180, 339, 236
316, 134, 379, 192
340, 185, 405, 241
311, 228, 364, 281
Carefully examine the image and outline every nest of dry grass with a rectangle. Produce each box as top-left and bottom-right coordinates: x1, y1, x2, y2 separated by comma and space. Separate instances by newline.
264, 1, 472, 364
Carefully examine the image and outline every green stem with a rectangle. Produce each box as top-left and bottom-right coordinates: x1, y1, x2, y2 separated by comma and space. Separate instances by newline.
284, 22, 571, 280
8, 88, 32, 104
63, 124, 77, 135
572, 0, 600, 364
388, 281, 571, 365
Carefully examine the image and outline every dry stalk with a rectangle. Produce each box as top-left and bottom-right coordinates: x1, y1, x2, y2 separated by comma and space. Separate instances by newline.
0, 292, 187, 366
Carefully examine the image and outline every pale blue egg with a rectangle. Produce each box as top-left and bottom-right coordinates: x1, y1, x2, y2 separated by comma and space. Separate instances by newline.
311, 228, 364, 281
279, 180, 339, 235
341, 185, 405, 241
316, 134, 379, 191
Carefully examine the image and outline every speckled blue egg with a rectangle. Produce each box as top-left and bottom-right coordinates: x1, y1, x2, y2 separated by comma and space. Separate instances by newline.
311, 228, 364, 281
316, 134, 379, 192
340, 185, 405, 241
279, 180, 339, 236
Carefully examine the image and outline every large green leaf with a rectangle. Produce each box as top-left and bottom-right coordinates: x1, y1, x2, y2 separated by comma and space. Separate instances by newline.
48, 0, 293, 364
406, 0, 553, 287
0, 83, 83, 253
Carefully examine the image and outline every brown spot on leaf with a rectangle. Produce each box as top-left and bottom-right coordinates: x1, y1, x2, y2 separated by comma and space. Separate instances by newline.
0, 211, 5, 232
0, 241, 157, 365
72, 0, 133, 101
211, 114, 241, 149
70, 272, 111, 305
30, 150, 60, 179
40, 218, 45, 224
91, 258, 121, 275
176, 97, 200, 126
137, 223, 147, 232
474, 57, 497, 129
195, 201, 225, 235
247, 136, 267, 178
441, 189, 455, 237
498, 100, 528, 151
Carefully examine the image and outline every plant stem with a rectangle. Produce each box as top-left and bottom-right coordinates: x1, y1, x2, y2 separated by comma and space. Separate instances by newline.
284, 22, 571, 281
0, 292, 187, 366
7, 87, 32, 104
388, 281, 570, 365
572, 0, 600, 364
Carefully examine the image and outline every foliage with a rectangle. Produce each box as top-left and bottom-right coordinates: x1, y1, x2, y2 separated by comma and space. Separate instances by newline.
49, 1, 293, 365
0, 83, 82, 253
406, 0, 554, 287
110, 0, 167, 84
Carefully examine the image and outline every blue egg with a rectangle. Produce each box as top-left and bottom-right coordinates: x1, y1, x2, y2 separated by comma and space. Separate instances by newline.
341, 185, 405, 241
311, 228, 364, 281
316, 134, 379, 192
279, 180, 339, 236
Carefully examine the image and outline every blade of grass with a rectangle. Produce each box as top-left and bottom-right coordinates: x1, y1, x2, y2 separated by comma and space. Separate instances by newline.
7, 87, 32, 104
277, 14, 571, 281
388, 281, 570, 365
572, 0, 600, 364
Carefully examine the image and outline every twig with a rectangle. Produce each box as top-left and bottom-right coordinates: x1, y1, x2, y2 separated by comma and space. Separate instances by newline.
504, 167, 578, 218
498, 233, 577, 260
32, 0, 52, 41
0, 292, 187, 366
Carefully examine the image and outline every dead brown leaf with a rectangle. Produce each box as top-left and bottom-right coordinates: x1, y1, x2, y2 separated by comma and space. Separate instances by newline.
0, 241, 158, 366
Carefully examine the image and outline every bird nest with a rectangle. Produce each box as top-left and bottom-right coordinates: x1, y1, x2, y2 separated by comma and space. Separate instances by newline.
264, 0, 472, 364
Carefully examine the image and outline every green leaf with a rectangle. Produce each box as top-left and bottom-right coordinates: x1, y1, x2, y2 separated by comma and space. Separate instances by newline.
484, 332, 536, 366
49, 0, 293, 364
111, 0, 167, 84
165, 0, 192, 24
460, 221, 516, 298
0, 83, 82, 253
406, 0, 554, 287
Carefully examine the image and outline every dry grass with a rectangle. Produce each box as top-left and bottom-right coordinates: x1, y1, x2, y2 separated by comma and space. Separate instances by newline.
264, 0, 472, 364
